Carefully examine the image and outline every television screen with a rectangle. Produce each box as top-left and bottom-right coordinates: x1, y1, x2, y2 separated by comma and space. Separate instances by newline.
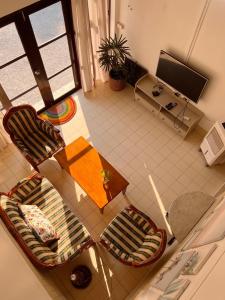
156, 50, 208, 103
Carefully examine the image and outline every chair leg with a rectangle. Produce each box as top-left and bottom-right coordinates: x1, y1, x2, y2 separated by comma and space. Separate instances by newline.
34, 166, 40, 173
30, 162, 39, 172
168, 236, 176, 245
24, 156, 40, 173
33, 165, 39, 172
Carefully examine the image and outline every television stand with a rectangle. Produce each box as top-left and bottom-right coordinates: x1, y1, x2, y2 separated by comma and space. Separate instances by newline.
134, 74, 204, 138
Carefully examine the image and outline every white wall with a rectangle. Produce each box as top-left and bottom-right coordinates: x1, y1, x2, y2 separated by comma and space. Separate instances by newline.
0, 220, 51, 300
2, 1, 224, 129
189, 0, 225, 128
0, 0, 39, 18
115, 0, 225, 130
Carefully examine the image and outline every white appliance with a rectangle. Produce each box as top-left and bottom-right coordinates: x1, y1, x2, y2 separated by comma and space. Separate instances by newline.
200, 121, 225, 166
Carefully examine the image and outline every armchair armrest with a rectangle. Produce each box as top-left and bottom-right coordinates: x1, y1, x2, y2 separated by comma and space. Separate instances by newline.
9, 172, 43, 200
12, 135, 34, 159
36, 119, 64, 144
37, 119, 59, 132
0, 192, 9, 197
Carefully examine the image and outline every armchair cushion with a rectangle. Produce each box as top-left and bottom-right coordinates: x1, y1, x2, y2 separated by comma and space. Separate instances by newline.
3, 105, 65, 169
0, 195, 58, 266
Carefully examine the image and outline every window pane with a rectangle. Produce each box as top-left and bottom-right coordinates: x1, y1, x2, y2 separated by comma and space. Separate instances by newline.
29, 2, 66, 46
12, 88, 44, 111
0, 57, 36, 99
49, 68, 75, 99
40, 36, 71, 78
0, 23, 25, 66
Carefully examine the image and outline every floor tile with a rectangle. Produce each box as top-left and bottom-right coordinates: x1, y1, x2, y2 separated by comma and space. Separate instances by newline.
1, 82, 225, 299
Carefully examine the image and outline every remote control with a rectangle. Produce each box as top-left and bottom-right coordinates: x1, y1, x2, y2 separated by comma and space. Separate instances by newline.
165, 102, 177, 110
170, 102, 177, 108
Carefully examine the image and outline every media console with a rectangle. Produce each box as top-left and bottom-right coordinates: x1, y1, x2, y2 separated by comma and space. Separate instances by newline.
134, 74, 204, 138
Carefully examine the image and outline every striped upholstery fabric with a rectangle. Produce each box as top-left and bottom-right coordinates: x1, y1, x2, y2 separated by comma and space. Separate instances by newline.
0, 195, 58, 265
0, 175, 92, 267
6, 107, 64, 164
100, 206, 166, 266
36, 119, 59, 140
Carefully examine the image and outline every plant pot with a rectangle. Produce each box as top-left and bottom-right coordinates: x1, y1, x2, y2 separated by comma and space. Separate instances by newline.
109, 69, 126, 91
109, 77, 126, 91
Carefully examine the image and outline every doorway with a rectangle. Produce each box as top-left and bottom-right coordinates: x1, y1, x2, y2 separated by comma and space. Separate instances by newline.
0, 0, 81, 112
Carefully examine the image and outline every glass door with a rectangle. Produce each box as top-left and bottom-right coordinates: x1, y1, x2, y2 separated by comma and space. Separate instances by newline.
0, 0, 80, 112
0, 22, 45, 111
27, 0, 80, 102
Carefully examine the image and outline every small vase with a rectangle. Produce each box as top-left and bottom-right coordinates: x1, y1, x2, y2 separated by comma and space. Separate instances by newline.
103, 180, 110, 190
109, 77, 125, 91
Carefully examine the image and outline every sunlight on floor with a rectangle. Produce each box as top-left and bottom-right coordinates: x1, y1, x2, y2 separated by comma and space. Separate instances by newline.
1, 82, 225, 300
148, 172, 173, 235
89, 246, 98, 270
99, 255, 113, 298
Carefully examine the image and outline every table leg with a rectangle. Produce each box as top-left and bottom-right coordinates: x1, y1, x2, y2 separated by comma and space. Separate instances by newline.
122, 187, 127, 195
59, 162, 64, 169
99, 207, 104, 214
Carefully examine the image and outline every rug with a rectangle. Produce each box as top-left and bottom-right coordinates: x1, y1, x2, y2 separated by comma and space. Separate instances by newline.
40, 97, 76, 125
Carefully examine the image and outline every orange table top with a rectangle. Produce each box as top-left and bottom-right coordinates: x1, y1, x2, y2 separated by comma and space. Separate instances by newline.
54, 137, 129, 209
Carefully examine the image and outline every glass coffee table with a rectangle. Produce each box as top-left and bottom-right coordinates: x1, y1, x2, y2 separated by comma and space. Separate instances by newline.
54, 136, 129, 213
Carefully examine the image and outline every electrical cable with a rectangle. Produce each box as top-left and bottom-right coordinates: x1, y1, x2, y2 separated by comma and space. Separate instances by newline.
174, 98, 189, 129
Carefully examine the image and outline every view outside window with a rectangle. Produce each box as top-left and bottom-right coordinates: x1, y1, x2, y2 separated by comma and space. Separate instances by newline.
0, 1, 78, 111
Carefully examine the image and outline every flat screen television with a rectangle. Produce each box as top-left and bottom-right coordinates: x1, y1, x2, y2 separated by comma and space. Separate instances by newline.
156, 50, 208, 103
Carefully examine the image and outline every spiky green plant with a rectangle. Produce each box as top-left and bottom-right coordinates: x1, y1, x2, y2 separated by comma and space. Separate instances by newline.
97, 34, 130, 74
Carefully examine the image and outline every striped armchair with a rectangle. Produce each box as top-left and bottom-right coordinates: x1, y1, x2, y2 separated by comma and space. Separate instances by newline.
0, 173, 94, 269
3, 105, 65, 171
100, 205, 167, 267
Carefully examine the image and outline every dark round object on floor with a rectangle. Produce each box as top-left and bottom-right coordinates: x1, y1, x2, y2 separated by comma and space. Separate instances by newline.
70, 265, 92, 289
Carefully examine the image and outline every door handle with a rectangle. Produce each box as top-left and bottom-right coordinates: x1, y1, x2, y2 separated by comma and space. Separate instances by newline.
34, 70, 41, 76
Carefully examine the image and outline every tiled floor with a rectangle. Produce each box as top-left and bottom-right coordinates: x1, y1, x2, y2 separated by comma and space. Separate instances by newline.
1, 82, 225, 299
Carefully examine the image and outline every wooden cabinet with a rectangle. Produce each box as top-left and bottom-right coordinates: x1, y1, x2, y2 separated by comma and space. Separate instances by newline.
134, 74, 204, 138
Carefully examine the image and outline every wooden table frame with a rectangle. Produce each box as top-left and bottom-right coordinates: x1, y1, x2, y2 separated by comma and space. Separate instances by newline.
54, 137, 129, 213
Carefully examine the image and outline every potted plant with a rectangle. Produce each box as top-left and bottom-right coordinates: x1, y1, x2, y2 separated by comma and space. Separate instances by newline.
97, 34, 131, 91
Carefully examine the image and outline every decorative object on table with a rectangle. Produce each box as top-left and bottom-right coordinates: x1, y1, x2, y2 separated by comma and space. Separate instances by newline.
159, 278, 190, 300
101, 169, 111, 189
152, 83, 163, 97
153, 251, 195, 291
97, 34, 131, 91
40, 96, 77, 125
0, 172, 95, 269
70, 265, 92, 289
100, 205, 167, 267
181, 244, 217, 275
3, 104, 65, 172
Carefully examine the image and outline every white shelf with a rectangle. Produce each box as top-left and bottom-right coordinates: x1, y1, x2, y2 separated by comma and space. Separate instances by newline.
134, 74, 204, 138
